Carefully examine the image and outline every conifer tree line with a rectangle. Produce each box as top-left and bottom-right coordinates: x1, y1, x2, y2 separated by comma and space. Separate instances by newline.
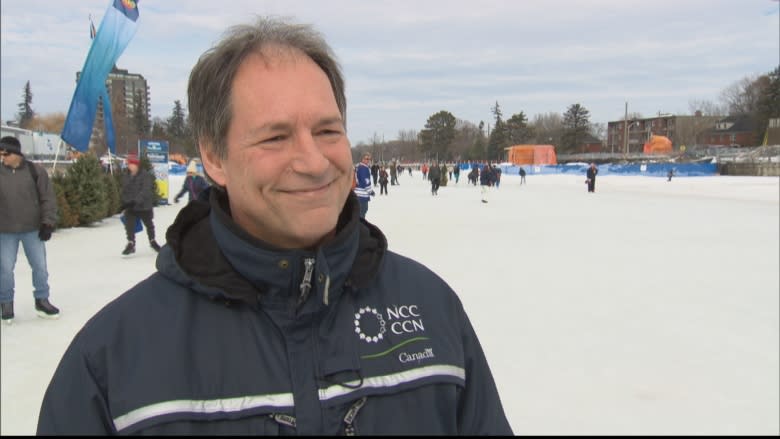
13, 65, 780, 162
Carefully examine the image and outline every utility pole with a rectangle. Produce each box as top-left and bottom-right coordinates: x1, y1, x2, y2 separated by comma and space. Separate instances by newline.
623, 101, 629, 154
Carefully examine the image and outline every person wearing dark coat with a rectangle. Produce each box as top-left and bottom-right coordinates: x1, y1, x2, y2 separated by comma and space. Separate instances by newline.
0, 136, 60, 323
586, 163, 598, 193
37, 17, 512, 436
370, 163, 379, 187
428, 161, 441, 195
480, 164, 495, 203
518, 167, 526, 184
378, 166, 389, 195
120, 155, 161, 255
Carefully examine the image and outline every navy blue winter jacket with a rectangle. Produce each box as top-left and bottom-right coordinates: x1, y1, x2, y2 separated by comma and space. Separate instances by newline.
37, 188, 512, 435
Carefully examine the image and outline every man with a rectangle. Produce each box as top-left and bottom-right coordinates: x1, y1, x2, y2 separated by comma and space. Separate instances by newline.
38, 17, 512, 435
586, 162, 598, 193
120, 154, 161, 255
0, 136, 60, 323
353, 153, 373, 218
519, 167, 526, 184
480, 163, 495, 203
428, 160, 441, 195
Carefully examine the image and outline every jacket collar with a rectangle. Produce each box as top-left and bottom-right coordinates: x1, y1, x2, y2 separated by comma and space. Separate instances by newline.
158, 186, 387, 310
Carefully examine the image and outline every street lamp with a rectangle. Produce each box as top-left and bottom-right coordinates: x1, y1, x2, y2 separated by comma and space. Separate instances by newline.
624, 120, 640, 154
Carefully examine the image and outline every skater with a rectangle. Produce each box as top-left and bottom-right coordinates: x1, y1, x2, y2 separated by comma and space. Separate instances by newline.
667, 168, 674, 182
174, 161, 209, 203
0, 136, 61, 323
586, 162, 598, 193
120, 155, 162, 255
428, 160, 442, 195
38, 16, 511, 436
453, 163, 460, 184
480, 163, 495, 203
518, 167, 526, 184
379, 166, 389, 195
354, 153, 374, 218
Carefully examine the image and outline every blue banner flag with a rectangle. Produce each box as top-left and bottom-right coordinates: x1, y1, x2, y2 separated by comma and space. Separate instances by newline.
61, 0, 140, 153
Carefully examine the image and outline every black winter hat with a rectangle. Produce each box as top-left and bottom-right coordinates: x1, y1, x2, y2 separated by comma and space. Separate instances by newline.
0, 136, 23, 156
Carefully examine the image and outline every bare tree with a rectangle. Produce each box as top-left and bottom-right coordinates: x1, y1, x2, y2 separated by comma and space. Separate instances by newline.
720, 74, 767, 115
688, 99, 727, 116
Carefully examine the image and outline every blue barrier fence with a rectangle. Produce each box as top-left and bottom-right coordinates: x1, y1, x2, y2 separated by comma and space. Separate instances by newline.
460, 162, 718, 177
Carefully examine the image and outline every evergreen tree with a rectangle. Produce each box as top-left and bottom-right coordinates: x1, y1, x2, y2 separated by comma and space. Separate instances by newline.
487, 103, 509, 160
418, 111, 457, 161
17, 81, 35, 129
63, 154, 108, 226
51, 174, 79, 228
505, 112, 534, 145
103, 172, 121, 217
561, 103, 591, 153
756, 66, 780, 141
486, 119, 508, 161
133, 91, 150, 136
167, 100, 187, 138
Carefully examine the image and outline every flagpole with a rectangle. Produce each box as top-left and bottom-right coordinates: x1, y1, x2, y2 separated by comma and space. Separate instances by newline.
52, 139, 64, 173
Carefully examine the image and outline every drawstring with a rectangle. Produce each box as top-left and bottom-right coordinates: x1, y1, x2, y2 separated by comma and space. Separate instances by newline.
343, 397, 367, 436
322, 369, 364, 390
323, 275, 331, 305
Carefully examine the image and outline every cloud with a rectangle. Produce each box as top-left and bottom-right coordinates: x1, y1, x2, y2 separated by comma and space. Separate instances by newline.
1, 0, 777, 144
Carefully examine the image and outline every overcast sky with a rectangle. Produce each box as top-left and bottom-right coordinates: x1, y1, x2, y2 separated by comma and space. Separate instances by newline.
1, 0, 778, 145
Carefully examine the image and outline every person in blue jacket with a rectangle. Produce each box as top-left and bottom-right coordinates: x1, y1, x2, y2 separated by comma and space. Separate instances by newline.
37, 16, 512, 436
353, 153, 374, 218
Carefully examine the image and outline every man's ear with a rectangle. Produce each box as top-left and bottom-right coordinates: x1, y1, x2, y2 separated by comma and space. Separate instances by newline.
200, 141, 226, 187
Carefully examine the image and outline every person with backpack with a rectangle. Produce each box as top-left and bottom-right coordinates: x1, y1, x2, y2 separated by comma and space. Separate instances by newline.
0, 136, 60, 324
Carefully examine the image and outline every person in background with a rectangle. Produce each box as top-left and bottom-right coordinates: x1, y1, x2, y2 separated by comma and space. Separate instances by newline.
453, 162, 460, 184
174, 160, 210, 203
378, 165, 389, 195
480, 163, 496, 203
586, 162, 598, 193
119, 155, 161, 255
428, 160, 441, 196
667, 168, 675, 182
0, 136, 60, 324
354, 153, 374, 218
519, 166, 526, 184
370, 161, 379, 187
37, 16, 511, 435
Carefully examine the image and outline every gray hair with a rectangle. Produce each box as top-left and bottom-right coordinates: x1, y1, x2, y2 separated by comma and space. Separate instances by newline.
187, 16, 346, 159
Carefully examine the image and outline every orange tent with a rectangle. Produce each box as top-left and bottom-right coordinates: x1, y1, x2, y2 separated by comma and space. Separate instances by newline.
643, 135, 672, 154
505, 144, 557, 165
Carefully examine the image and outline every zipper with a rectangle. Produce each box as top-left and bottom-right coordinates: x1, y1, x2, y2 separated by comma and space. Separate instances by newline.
297, 257, 315, 308
269, 413, 297, 429
343, 397, 367, 436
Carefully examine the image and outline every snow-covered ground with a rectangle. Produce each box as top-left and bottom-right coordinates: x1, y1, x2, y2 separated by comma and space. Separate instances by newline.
2, 171, 778, 435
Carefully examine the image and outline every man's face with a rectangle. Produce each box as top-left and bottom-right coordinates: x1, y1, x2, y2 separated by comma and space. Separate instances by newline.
0, 150, 22, 167
202, 49, 353, 249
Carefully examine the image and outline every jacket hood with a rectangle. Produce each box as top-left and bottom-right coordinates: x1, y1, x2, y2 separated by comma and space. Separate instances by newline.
157, 186, 387, 309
